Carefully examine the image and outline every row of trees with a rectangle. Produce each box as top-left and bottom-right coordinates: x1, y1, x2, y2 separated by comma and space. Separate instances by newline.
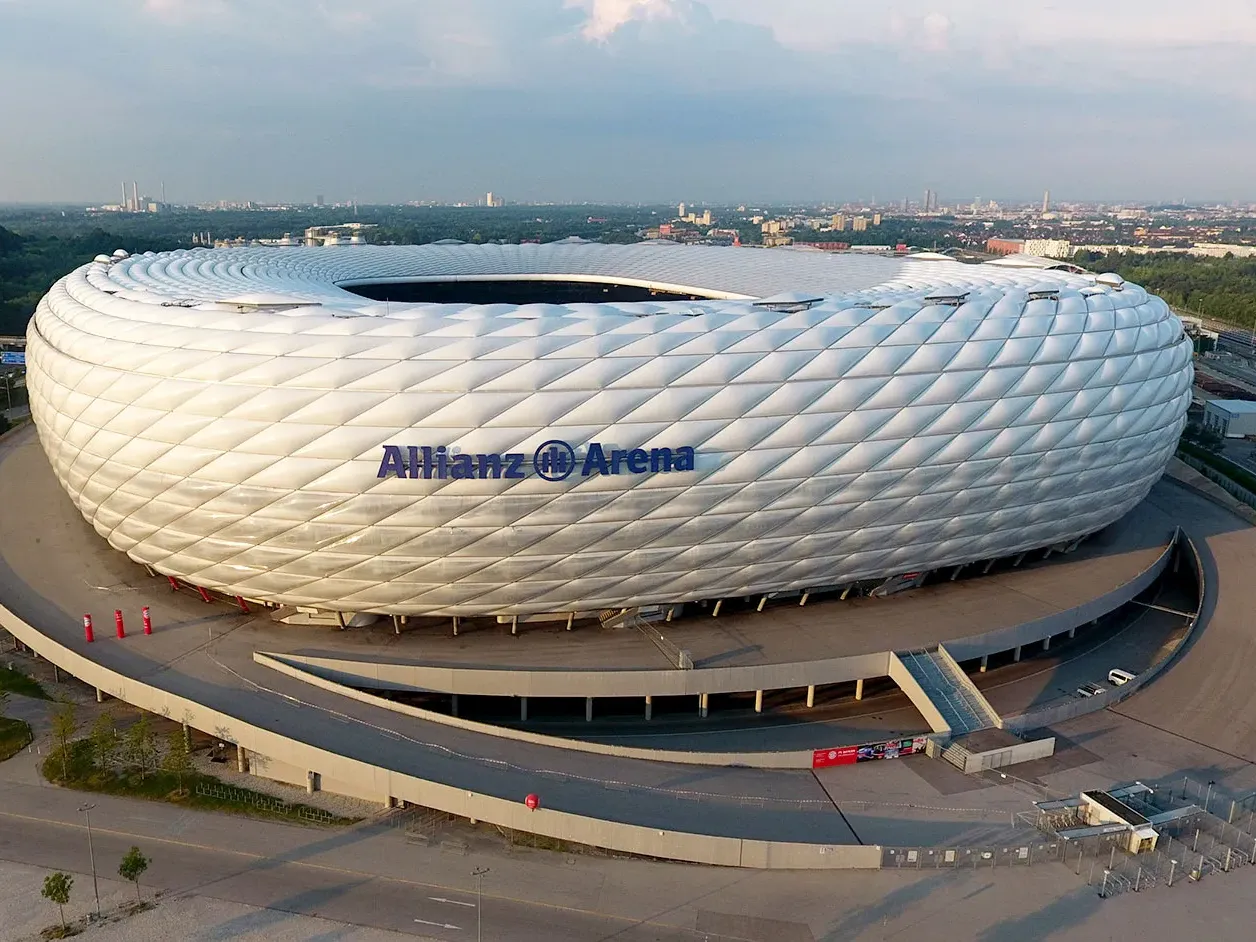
1074, 250, 1256, 328
41, 847, 150, 935
49, 702, 195, 792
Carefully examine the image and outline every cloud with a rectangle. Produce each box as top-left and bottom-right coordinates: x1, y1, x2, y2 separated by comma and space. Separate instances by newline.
567, 0, 686, 41
0, 0, 1253, 203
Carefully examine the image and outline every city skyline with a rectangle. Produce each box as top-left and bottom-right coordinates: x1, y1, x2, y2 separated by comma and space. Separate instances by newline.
1, 1, 1254, 204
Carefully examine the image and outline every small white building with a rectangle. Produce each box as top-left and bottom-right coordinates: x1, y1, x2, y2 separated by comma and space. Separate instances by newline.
1203, 399, 1256, 438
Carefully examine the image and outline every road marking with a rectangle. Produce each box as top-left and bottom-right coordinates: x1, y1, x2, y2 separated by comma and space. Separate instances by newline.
414, 917, 461, 930
429, 896, 476, 907
0, 808, 714, 935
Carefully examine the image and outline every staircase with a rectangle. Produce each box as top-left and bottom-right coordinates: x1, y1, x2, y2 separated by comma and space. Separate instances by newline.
895, 647, 1001, 735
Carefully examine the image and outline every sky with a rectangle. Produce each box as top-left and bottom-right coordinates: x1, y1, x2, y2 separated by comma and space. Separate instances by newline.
0, 0, 1253, 205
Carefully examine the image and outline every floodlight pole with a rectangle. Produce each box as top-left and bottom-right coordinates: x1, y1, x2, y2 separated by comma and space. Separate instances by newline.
472, 867, 490, 942
79, 803, 101, 918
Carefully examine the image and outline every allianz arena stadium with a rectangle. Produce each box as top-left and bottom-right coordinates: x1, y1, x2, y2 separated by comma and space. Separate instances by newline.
24, 242, 1193, 618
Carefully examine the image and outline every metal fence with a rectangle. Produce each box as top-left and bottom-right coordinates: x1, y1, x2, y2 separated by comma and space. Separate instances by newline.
883, 842, 1063, 870
1176, 452, 1256, 510
194, 781, 334, 823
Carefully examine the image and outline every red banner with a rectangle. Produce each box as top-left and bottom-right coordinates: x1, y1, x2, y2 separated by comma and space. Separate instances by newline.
812, 746, 859, 768
812, 736, 928, 769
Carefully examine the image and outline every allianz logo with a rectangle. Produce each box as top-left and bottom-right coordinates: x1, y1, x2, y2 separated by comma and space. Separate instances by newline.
377, 441, 697, 482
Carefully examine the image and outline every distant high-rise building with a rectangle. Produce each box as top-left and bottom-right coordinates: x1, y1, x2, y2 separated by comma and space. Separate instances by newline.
486, 191, 494, 207
1042, 190, 1050, 214
852, 216, 869, 232
678, 202, 686, 218
831, 214, 847, 231
699, 210, 712, 226
923, 189, 933, 213
315, 195, 325, 207
872, 213, 882, 226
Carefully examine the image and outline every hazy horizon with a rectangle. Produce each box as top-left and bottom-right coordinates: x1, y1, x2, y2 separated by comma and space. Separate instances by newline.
2, 0, 1253, 205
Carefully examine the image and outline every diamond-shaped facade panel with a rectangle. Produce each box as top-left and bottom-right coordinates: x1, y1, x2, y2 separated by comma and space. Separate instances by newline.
27, 244, 1192, 615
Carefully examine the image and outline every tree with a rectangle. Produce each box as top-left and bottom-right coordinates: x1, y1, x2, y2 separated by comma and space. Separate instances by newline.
123, 715, 156, 781
161, 727, 194, 794
118, 846, 149, 901
91, 711, 118, 775
49, 701, 76, 781
41, 871, 73, 932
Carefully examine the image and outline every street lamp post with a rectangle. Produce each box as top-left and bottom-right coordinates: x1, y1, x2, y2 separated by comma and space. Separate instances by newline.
472, 867, 489, 942
78, 803, 101, 919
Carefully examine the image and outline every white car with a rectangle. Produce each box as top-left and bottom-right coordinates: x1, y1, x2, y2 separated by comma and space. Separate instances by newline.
1108, 668, 1136, 686
1076, 682, 1106, 698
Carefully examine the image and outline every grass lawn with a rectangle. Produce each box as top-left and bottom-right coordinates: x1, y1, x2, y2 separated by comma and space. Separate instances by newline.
0, 664, 50, 700
0, 716, 33, 761
42, 740, 358, 826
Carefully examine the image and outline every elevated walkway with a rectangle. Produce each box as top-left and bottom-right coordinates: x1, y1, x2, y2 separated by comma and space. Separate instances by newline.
891, 646, 1001, 736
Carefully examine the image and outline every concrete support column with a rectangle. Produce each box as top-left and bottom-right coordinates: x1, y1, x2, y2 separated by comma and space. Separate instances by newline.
391, 615, 401, 635
1043, 635, 1051, 652
665, 607, 674, 622
712, 599, 723, 617
799, 591, 810, 607
806, 685, 816, 708
855, 678, 864, 700
566, 612, 575, 631
383, 795, 395, 810
644, 696, 652, 721
511, 615, 519, 636
1069, 626, 1077, 639
452, 616, 460, 637
754, 690, 764, 713
519, 697, 528, 722
980, 654, 989, 673
983, 558, 996, 574
306, 771, 316, 795
236, 744, 248, 774
585, 697, 593, 722
450, 694, 459, 717
757, 595, 768, 612
1013, 645, 1022, 663
840, 585, 853, 601
699, 693, 709, 718
950, 565, 964, 581
1013, 553, 1026, 567
95, 687, 104, 703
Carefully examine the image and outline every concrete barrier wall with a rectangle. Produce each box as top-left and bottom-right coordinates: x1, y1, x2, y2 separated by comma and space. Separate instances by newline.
886, 653, 951, 736
944, 533, 1178, 662
960, 737, 1056, 773
0, 599, 882, 869
277, 650, 894, 699
1002, 533, 1203, 734
256, 652, 833, 770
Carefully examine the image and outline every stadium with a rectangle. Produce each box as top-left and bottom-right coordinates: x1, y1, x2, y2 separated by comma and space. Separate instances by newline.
24, 242, 1193, 620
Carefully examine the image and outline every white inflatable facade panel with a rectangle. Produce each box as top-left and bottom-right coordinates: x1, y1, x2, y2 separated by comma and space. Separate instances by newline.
25, 244, 1193, 615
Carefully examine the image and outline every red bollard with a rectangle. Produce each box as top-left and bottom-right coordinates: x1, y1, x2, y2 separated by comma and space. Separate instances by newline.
83, 614, 94, 643
114, 609, 125, 639
142, 606, 152, 635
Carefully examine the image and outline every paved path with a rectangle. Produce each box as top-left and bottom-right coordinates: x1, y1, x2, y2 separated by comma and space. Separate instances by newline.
10, 778, 1256, 941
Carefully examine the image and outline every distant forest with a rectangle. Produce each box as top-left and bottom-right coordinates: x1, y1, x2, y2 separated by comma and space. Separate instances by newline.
0, 225, 180, 335
1076, 250, 1256, 327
